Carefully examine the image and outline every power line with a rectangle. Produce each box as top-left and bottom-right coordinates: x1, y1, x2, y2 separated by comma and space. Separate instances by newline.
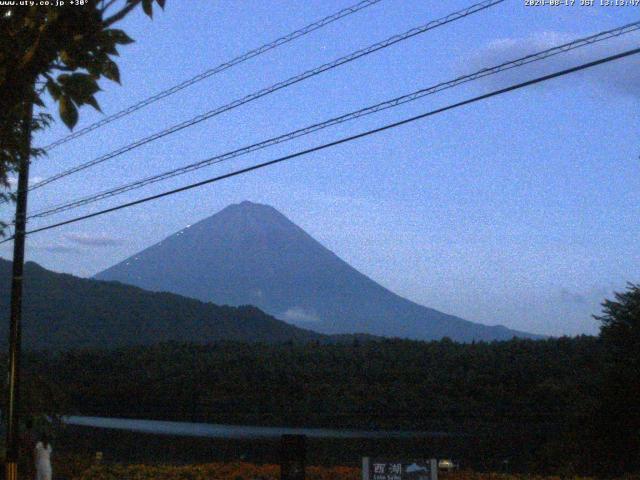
27, 21, 640, 220
26, 0, 504, 193
6, 45, 637, 243
40, 0, 386, 152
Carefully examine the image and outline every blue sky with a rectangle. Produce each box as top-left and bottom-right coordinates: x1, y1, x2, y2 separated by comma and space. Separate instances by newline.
2, 0, 639, 337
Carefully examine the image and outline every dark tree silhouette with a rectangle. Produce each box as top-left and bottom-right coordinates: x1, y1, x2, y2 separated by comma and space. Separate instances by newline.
0, 0, 166, 216
591, 283, 640, 476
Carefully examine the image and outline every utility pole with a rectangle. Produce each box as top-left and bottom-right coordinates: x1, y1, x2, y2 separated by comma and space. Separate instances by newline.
5, 99, 34, 480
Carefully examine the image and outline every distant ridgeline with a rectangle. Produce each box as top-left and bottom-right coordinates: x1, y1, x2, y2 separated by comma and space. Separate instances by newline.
1, 230, 537, 351
0, 258, 330, 350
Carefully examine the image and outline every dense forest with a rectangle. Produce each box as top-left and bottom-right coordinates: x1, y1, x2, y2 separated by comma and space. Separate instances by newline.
3, 284, 638, 477
3, 336, 605, 474
26, 337, 597, 430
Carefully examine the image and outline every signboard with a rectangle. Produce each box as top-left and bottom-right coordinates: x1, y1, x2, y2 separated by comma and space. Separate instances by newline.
362, 458, 437, 480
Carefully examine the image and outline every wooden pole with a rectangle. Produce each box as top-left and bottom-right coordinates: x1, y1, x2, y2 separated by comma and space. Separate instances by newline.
5, 99, 33, 480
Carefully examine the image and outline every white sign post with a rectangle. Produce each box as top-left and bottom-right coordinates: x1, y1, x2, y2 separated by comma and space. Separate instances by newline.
362, 457, 437, 480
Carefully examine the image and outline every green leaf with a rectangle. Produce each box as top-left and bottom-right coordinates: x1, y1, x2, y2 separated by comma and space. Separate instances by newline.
102, 59, 120, 84
142, 0, 153, 17
59, 50, 77, 69
46, 80, 62, 100
62, 74, 101, 107
156, 0, 166, 8
33, 93, 45, 108
59, 95, 78, 130
108, 29, 134, 45
99, 40, 119, 56
85, 95, 102, 113
86, 59, 102, 79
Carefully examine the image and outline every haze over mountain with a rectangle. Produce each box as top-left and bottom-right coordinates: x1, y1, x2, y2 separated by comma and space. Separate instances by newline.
96, 201, 538, 341
0, 258, 329, 350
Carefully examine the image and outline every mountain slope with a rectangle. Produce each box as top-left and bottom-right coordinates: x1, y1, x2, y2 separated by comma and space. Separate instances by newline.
0, 258, 325, 350
96, 201, 538, 341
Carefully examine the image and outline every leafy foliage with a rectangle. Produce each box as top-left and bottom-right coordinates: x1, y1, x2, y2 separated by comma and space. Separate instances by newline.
0, 0, 165, 223
595, 283, 640, 350
589, 284, 640, 476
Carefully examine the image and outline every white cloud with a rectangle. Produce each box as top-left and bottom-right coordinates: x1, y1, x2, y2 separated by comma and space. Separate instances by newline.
25, 243, 82, 254
252, 288, 264, 299
464, 30, 640, 97
65, 233, 123, 247
281, 307, 321, 323
559, 285, 614, 306
559, 287, 588, 305
6, 176, 44, 188
41, 244, 82, 254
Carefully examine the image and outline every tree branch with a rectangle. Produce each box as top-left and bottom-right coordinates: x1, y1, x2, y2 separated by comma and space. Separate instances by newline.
100, 0, 119, 14
103, 0, 141, 27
